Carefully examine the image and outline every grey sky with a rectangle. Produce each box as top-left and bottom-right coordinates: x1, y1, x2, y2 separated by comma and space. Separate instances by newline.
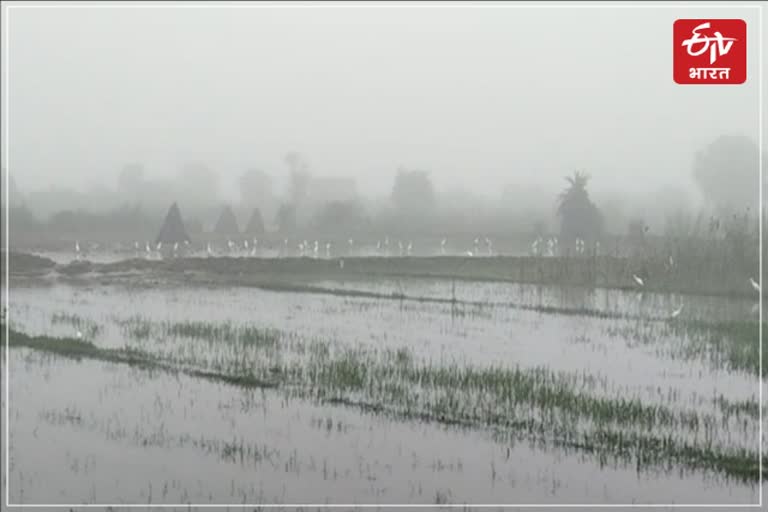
2, 2, 765, 207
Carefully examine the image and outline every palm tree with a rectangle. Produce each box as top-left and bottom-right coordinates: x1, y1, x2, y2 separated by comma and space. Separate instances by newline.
557, 171, 603, 248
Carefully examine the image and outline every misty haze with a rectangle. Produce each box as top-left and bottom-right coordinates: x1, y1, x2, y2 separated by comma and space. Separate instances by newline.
1, 1, 766, 508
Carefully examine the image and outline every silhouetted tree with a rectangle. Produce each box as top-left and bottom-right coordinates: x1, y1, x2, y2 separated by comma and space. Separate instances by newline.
213, 204, 240, 235
693, 135, 759, 213
275, 203, 297, 233
156, 202, 191, 245
313, 200, 367, 233
244, 208, 266, 235
391, 167, 435, 215
557, 171, 602, 246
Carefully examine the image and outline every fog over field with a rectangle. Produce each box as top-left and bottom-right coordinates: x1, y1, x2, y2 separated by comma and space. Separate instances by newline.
1, 1, 767, 508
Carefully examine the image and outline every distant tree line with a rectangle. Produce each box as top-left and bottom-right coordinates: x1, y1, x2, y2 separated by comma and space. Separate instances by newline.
1, 135, 763, 251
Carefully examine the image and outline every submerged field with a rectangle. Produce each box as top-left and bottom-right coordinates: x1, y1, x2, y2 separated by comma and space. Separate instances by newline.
1, 258, 766, 506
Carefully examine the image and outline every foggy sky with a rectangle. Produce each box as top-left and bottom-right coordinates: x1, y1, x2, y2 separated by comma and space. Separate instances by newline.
1, 2, 765, 207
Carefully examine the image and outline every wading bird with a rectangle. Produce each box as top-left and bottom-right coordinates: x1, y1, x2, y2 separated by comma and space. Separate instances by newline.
750, 277, 760, 293
440, 238, 447, 255
670, 304, 684, 319
531, 238, 543, 257
546, 238, 555, 257
632, 274, 645, 287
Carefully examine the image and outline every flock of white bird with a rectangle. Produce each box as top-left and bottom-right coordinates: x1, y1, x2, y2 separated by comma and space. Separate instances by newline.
73, 236, 503, 260
70, 236, 763, 324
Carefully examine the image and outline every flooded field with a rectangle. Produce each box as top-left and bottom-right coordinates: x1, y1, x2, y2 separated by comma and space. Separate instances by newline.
2, 273, 765, 506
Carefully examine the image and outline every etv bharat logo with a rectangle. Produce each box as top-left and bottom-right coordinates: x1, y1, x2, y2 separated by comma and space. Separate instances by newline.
674, 19, 746, 85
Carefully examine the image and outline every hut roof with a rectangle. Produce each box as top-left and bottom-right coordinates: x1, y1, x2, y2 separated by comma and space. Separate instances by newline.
155, 202, 191, 245
213, 204, 240, 235
244, 208, 265, 235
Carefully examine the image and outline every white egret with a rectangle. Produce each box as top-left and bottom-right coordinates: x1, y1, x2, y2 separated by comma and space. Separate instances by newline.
407, 241, 413, 256
531, 239, 540, 257
750, 277, 760, 293
632, 274, 645, 287
546, 238, 555, 257
670, 304, 684, 319
440, 238, 447, 255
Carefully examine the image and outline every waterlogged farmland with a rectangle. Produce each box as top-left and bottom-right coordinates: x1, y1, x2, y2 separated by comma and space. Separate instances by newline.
2, 274, 766, 505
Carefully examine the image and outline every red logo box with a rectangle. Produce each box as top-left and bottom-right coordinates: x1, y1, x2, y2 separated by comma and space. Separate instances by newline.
673, 19, 746, 85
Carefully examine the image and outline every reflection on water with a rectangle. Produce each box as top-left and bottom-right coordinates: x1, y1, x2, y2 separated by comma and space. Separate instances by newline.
2, 277, 763, 505
4, 350, 759, 505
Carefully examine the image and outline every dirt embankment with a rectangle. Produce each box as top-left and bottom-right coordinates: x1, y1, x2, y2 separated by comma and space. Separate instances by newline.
0, 251, 58, 277
2, 252, 754, 300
